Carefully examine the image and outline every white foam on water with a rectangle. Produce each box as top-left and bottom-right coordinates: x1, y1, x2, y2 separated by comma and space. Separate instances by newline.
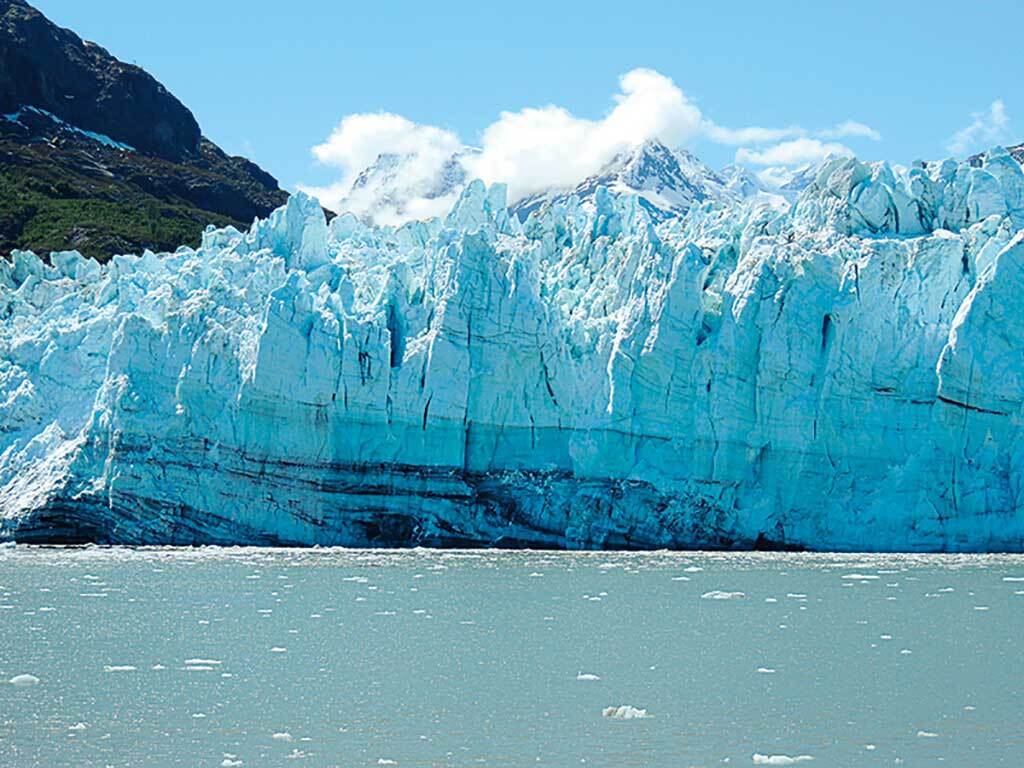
185, 666, 215, 671
841, 574, 880, 580
917, 731, 939, 738
378, 760, 397, 766
602, 705, 650, 719
221, 759, 243, 767
151, 664, 167, 670
684, 566, 703, 573
752, 755, 814, 765
974, 606, 990, 611
702, 591, 746, 600
270, 647, 287, 653
671, 576, 690, 581
272, 732, 293, 742
576, 672, 601, 681
1002, 577, 1024, 582
757, 667, 776, 674
104, 666, 137, 672
765, 597, 778, 603
9, 674, 40, 686
185, 659, 222, 666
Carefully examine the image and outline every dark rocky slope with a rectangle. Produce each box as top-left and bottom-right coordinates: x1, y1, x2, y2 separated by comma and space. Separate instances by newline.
0, 0, 289, 260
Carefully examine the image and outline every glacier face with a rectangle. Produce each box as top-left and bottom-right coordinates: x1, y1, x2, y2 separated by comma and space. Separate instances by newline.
2, 148, 1024, 551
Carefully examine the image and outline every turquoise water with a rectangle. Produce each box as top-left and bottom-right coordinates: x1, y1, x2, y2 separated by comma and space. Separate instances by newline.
0, 547, 1022, 767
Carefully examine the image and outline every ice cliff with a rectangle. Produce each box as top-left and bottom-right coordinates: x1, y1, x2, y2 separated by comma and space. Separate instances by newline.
2, 147, 1024, 551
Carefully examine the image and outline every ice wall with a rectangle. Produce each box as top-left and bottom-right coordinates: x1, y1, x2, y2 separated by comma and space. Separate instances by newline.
2, 149, 1024, 550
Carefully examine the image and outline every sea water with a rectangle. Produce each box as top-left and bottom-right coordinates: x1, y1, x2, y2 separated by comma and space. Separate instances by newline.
0, 547, 1021, 766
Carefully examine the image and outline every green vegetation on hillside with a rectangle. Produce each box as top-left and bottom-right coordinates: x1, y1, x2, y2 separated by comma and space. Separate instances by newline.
0, 165, 247, 261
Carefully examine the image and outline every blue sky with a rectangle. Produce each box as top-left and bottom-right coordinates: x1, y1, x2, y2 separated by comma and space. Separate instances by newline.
33, 0, 1023, 198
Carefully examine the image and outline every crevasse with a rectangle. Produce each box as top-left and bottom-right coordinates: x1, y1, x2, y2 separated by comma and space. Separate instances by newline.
2, 148, 1024, 551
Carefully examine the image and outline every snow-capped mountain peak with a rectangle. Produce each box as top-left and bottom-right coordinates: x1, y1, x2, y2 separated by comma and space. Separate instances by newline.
511, 139, 732, 222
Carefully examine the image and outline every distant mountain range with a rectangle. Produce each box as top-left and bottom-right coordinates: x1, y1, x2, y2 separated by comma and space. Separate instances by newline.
337, 138, 1024, 229
0, 0, 289, 260
339, 139, 818, 227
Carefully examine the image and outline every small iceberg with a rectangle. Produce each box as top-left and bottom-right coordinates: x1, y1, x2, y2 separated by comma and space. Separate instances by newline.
602, 705, 650, 720
576, 671, 601, 681
752, 755, 814, 765
701, 590, 746, 600
9, 673, 40, 686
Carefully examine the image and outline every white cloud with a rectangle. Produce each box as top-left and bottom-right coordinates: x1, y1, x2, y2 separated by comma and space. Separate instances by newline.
947, 100, 1010, 155
818, 120, 881, 141
302, 69, 883, 223
735, 138, 853, 166
302, 113, 462, 212
463, 68, 705, 201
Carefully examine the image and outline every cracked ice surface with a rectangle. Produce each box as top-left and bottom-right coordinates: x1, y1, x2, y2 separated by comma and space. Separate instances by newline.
2, 148, 1024, 550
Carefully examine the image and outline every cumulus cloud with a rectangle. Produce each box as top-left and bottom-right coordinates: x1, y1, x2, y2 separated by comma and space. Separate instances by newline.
947, 100, 1011, 155
463, 69, 705, 201
301, 113, 462, 212
735, 138, 854, 166
302, 69, 882, 223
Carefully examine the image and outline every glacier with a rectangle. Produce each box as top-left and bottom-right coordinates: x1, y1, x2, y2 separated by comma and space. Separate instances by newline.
2, 147, 1024, 551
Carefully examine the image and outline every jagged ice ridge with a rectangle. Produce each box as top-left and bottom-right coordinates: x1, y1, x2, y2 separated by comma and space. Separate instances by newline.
2, 147, 1024, 550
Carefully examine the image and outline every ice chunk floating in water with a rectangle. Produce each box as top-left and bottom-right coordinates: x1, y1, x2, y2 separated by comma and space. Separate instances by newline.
3, 148, 1024, 550
602, 705, 651, 719
702, 591, 746, 600
8, 673, 40, 687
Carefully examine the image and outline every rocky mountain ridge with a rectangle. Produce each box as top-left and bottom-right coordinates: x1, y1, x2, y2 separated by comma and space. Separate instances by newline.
0, 0, 289, 260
